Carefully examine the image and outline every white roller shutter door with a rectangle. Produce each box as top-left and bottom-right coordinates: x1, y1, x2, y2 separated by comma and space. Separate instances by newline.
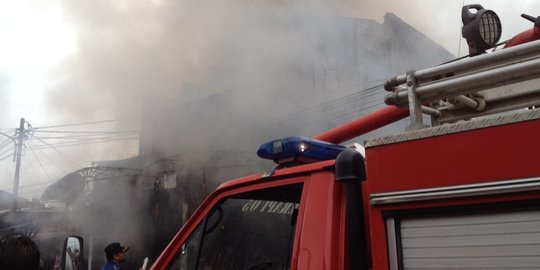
397, 209, 540, 269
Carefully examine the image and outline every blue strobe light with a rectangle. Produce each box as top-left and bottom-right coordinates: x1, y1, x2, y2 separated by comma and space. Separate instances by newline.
257, 136, 347, 164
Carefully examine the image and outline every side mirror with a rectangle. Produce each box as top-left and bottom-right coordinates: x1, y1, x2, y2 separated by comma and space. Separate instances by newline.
62, 236, 84, 270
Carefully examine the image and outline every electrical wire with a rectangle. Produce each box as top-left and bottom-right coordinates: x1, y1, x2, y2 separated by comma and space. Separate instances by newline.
34, 133, 138, 139
0, 152, 14, 162
307, 84, 380, 112
32, 136, 86, 167
273, 47, 474, 124
316, 89, 384, 118
268, 83, 384, 128
328, 101, 385, 121
38, 133, 137, 140
0, 138, 13, 149
273, 82, 384, 122
28, 136, 139, 150
32, 117, 141, 129
33, 130, 140, 134
0, 180, 58, 192
28, 144, 52, 181
27, 140, 68, 176
0, 146, 14, 160
0, 128, 15, 133
31, 134, 139, 146
0, 145, 14, 156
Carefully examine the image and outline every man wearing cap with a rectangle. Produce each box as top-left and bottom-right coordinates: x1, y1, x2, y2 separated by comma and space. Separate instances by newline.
102, 242, 129, 270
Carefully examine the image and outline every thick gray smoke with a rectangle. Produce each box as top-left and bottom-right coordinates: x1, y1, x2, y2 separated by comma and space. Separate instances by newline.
22, 0, 455, 269
4, 1, 540, 269
49, 0, 453, 151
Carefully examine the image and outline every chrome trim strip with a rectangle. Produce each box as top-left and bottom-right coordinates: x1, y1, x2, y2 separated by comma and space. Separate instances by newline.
370, 176, 540, 205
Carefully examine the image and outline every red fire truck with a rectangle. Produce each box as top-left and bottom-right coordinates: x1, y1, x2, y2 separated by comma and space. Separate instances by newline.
149, 5, 540, 270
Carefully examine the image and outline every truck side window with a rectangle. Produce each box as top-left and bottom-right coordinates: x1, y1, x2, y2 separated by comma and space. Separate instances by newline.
166, 184, 302, 270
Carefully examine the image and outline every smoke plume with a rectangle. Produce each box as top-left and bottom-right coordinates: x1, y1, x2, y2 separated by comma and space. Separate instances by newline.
34, 0, 456, 268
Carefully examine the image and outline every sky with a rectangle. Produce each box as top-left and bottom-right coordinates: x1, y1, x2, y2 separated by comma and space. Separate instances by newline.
0, 0, 539, 199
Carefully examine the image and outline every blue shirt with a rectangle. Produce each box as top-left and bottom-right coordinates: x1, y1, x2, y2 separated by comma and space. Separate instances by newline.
101, 260, 121, 270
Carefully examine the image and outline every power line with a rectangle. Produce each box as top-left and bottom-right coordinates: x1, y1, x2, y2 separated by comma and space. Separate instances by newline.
34, 133, 139, 139
28, 136, 139, 150
273, 82, 384, 122
28, 140, 67, 176
317, 88, 383, 116
28, 145, 52, 181
0, 152, 14, 162
335, 99, 382, 116
32, 136, 86, 167
0, 145, 14, 159
33, 117, 141, 129
313, 83, 383, 111
311, 82, 382, 108
328, 102, 384, 121
33, 130, 140, 134
0, 138, 13, 149
0, 180, 57, 192
36, 134, 138, 142
0, 131, 15, 150
267, 83, 384, 130
31, 134, 139, 144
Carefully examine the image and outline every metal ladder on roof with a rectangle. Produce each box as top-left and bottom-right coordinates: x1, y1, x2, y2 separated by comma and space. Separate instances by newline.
383, 39, 540, 129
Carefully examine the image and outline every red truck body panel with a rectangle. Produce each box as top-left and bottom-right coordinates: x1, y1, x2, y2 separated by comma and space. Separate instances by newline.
367, 118, 540, 193
366, 117, 540, 269
152, 161, 350, 270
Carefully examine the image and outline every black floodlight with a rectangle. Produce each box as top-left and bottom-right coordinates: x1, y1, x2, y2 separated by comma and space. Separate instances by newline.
462, 4, 502, 55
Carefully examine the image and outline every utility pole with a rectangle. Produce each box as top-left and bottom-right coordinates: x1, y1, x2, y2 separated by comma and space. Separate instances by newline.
12, 118, 25, 210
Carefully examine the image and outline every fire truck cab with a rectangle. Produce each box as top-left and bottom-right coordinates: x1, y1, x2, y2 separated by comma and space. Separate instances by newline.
152, 5, 540, 270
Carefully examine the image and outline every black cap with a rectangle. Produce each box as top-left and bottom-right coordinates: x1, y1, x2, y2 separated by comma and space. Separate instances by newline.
104, 242, 129, 261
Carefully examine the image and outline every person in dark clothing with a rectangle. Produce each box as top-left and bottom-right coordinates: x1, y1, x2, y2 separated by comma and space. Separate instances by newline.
102, 242, 129, 270
0, 233, 42, 270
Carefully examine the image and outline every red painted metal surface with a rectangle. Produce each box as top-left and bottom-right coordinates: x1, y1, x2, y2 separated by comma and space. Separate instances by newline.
314, 106, 409, 144
366, 118, 540, 193
366, 118, 540, 270
296, 170, 346, 270
151, 163, 346, 270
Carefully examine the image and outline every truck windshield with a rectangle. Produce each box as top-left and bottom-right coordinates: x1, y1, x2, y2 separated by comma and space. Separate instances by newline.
166, 184, 302, 270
